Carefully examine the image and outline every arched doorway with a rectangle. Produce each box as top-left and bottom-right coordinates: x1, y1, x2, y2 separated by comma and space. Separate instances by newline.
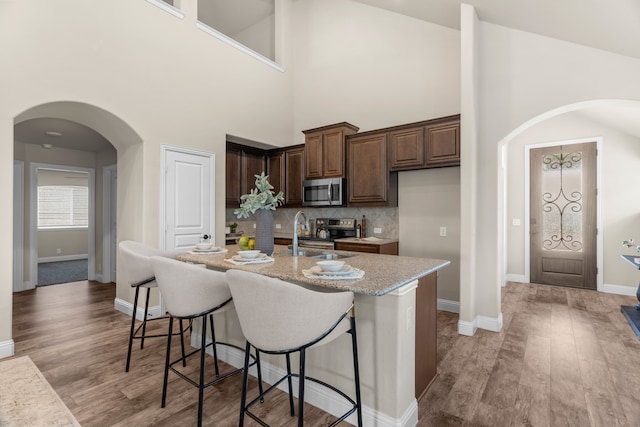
13, 101, 142, 291
498, 99, 640, 296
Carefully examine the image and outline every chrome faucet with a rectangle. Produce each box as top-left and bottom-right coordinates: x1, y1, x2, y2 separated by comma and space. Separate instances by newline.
292, 211, 308, 257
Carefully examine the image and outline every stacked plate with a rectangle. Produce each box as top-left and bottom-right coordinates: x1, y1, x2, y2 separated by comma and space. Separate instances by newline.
304, 260, 364, 280
191, 246, 225, 254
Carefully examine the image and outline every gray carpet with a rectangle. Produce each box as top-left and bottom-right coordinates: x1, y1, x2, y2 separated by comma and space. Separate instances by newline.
37, 259, 88, 287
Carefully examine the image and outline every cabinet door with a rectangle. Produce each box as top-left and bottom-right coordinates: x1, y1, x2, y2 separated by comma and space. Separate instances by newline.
304, 132, 323, 179
243, 150, 266, 194
267, 151, 285, 196
226, 145, 242, 208
285, 147, 304, 206
348, 133, 389, 205
425, 121, 460, 167
389, 127, 425, 170
323, 128, 345, 177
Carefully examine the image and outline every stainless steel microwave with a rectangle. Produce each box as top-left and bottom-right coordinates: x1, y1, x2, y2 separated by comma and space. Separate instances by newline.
302, 178, 346, 206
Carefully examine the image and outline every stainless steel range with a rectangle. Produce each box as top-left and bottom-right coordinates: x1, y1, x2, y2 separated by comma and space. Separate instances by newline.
298, 218, 357, 250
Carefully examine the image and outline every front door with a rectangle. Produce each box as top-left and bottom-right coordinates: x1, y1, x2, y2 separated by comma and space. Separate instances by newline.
530, 142, 597, 289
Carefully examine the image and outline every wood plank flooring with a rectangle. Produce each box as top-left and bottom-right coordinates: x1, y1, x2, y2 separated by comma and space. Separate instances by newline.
10, 280, 640, 426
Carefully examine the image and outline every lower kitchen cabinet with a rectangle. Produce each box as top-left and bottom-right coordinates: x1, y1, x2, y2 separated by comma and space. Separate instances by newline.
416, 272, 437, 399
334, 241, 398, 255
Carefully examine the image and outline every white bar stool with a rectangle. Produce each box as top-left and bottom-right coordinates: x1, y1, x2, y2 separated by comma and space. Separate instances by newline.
118, 240, 188, 372
227, 269, 363, 427
151, 256, 260, 427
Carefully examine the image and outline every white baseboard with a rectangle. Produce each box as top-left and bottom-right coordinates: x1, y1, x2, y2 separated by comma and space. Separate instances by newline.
94, 274, 104, 283
437, 298, 459, 313
458, 312, 503, 336
191, 332, 417, 426
506, 274, 525, 283
114, 297, 163, 321
38, 254, 88, 263
457, 319, 477, 336
603, 283, 637, 297
0, 339, 15, 359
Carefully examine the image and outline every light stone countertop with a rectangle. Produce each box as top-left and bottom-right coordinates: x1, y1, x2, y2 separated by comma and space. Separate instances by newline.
178, 244, 449, 296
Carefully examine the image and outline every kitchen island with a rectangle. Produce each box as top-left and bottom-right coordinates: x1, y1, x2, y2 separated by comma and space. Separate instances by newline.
178, 245, 449, 426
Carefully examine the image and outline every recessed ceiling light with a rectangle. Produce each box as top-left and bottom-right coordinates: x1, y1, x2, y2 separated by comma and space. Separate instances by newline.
42, 143, 53, 149
45, 131, 62, 137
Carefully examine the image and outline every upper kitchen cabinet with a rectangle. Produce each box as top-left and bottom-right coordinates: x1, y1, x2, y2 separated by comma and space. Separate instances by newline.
347, 132, 398, 207
303, 122, 359, 179
226, 143, 266, 208
267, 144, 304, 206
388, 115, 461, 171
425, 117, 460, 167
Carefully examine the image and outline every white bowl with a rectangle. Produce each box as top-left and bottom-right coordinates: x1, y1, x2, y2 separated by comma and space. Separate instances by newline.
238, 250, 261, 259
316, 260, 345, 272
196, 243, 213, 250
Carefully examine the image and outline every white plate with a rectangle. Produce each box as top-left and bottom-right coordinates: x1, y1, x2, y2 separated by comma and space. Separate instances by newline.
309, 265, 354, 276
193, 247, 223, 253
232, 254, 266, 262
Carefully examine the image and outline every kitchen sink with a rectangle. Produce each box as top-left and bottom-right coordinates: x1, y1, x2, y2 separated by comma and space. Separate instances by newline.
308, 252, 354, 260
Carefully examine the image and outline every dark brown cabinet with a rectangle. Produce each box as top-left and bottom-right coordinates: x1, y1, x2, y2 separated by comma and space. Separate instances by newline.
303, 122, 358, 179
334, 241, 398, 255
347, 132, 397, 207
284, 146, 304, 205
425, 120, 460, 167
389, 127, 424, 170
225, 143, 266, 208
266, 144, 304, 207
388, 115, 460, 171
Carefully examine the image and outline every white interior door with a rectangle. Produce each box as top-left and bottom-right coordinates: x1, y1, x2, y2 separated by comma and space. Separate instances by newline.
162, 146, 214, 250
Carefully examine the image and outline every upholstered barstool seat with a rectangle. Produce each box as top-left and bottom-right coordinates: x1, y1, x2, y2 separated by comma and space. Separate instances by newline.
118, 240, 188, 372
151, 256, 259, 427
227, 269, 362, 427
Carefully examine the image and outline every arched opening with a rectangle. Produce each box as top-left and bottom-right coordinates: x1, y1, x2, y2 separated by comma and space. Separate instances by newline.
12, 101, 142, 292
498, 99, 640, 296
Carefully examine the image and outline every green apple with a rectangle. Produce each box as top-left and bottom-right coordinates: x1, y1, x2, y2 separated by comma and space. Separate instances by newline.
238, 236, 249, 250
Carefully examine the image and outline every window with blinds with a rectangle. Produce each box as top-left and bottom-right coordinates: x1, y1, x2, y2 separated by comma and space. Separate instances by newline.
37, 185, 88, 229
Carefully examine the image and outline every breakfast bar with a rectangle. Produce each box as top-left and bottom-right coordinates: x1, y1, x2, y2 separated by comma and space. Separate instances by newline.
178, 245, 449, 425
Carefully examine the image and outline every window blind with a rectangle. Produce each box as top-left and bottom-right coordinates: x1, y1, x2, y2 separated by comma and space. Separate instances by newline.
37, 185, 88, 228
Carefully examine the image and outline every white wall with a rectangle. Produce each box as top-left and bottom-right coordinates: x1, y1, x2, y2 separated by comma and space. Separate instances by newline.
291, 0, 461, 137
460, 16, 640, 330
399, 168, 460, 303
0, 0, 293, 349
506, 111, 640, 290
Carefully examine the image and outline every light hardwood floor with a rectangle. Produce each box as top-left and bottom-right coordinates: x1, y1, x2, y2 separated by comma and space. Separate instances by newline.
11, 280, 640, 426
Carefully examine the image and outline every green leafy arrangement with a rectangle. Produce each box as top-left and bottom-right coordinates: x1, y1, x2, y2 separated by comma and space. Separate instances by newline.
234, 172, 284, 219
623, 239, 640, 253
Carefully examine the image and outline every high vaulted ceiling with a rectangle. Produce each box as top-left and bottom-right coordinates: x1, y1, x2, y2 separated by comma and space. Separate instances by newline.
353, 0, 640, 60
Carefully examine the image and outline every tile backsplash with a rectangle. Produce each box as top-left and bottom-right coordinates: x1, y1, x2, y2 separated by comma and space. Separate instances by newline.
226, 207, 398, 239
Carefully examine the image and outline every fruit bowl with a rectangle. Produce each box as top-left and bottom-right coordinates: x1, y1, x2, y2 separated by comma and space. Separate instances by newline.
195, 243, 213, 250
237, 250, 261, 259
316, 260, 345, 272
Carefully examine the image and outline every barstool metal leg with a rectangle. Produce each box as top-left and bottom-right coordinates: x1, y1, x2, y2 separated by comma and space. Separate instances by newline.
179, 319, 187, 368
256, 350, 264, 403
209, 314, 220, 376
125, 285, 141, 372
298, 349, 306, 427
161, 315, 174, 408
197, 314, 207, 427
239, 341, 252, 427
286, 353, 295, 416
350, 317, 363, 427
141, 287, 151, 349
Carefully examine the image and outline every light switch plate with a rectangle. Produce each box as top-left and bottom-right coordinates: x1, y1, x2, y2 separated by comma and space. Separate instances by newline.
374, 227, 382, 234
276, 224, 282, 229
439, 227, 447, 237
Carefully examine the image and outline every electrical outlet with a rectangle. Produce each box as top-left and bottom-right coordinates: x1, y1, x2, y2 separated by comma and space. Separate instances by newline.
439, 227, 447, 237
56, 248, 61, 254
253, 224, 256, 228
374, 227, 382, 234
276, 224, 282, 229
